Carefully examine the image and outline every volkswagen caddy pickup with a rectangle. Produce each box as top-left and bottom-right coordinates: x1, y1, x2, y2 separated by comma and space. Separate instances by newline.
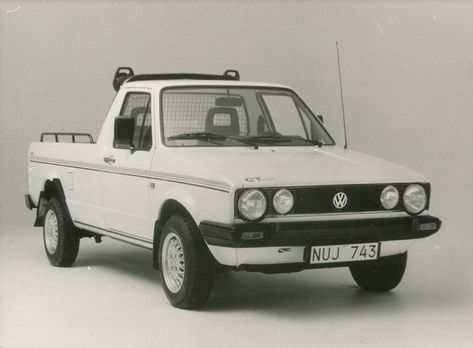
25, 67, 441, 308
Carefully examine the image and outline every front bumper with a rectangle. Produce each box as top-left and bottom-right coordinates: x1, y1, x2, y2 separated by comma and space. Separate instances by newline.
200, 215, 441, 271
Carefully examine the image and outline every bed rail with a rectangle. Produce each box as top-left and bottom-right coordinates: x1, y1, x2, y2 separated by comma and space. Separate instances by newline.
40, 132, 94, 143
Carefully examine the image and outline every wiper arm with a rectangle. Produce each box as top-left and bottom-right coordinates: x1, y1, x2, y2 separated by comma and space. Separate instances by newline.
282, 136, 323, 147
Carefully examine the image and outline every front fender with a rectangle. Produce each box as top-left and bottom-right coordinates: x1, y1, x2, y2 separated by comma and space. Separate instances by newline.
151, 184, 235, 226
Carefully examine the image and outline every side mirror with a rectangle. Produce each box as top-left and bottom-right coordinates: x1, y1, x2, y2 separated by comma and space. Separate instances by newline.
114, 117, 136, 152
316, 115, 324, 124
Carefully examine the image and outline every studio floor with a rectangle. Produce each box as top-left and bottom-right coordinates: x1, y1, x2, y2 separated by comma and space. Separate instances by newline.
1, 212, 472, 348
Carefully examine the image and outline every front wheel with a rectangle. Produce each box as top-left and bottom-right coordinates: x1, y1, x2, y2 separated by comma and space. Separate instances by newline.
43, 197, 80, 267
349, 252, 407, 292
159, 214, 214, 309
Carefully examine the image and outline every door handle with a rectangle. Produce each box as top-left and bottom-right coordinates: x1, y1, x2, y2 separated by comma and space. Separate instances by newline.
103, 156, 115, 164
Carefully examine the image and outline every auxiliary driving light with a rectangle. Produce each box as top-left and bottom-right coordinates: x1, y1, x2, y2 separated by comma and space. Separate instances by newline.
241, 231, 265, 240
419, 222, 437, 231
272, 189, 294, 215
238, 189, 267, 221
380, 185, 399, 210
403, 184, 427, 214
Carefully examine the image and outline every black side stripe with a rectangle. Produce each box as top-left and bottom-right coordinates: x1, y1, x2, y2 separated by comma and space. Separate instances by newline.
75, 221, 153, 244
30, 159, 230, 193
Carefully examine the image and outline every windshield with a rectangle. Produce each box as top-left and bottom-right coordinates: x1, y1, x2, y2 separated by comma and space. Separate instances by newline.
161, 86, 335, 147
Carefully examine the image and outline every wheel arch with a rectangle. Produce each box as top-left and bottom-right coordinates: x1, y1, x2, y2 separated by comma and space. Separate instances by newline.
35, 178, 70, 227
153, 199, 197, 270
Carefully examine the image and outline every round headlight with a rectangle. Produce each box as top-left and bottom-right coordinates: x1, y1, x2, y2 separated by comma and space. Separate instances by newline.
273, 189, 294, 215
403, 184, 427, 214
380, 185, 399, 210
238, 189, 267, 221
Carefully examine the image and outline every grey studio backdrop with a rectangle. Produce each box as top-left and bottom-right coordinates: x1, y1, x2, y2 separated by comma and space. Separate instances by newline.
1, 1, 472, 347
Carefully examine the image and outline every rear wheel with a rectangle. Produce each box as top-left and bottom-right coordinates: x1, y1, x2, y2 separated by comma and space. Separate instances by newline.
43, 197, 80, 267
349, 252, 407, 292
159, 214, 214, 309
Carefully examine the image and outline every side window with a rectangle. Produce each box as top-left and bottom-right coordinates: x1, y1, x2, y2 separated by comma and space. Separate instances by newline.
115, 93, 152, 151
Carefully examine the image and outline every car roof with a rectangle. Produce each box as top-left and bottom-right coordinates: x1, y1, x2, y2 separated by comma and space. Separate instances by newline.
122, 79, 291, 90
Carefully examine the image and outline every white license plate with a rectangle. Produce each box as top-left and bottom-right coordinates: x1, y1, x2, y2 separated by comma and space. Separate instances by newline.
309, 242, 379, 264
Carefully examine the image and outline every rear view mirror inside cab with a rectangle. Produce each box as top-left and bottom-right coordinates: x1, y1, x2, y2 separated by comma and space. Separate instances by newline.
114, 117, 135, 151
215, 96, 243, 107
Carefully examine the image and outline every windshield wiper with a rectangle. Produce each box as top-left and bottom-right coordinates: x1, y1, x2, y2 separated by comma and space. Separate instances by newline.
243, 134, 292, 143
242, 133, 323, 147
167, 132, 323, 148
167, 132, 227, 141
167, 132, 250, 146
236, 133, 292, 149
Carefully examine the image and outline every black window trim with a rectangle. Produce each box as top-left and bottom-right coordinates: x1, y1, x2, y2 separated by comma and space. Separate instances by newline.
115, 91, 153, 152
159, 85, 336, 148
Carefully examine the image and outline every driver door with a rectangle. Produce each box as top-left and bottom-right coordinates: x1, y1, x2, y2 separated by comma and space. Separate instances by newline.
101, 90, 155, 241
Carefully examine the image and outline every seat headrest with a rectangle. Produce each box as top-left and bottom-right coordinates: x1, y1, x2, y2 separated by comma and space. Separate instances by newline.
205, 107, 240, 137
130, 107, 149, 119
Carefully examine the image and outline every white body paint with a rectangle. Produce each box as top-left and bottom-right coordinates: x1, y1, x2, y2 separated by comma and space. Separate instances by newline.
27, 79, 432, 267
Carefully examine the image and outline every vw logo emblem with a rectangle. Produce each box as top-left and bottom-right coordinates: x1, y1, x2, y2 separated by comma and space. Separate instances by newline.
333, 192, 348, 209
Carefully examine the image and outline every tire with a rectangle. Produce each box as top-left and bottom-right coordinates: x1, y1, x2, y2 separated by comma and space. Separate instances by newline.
159, 214, 214, 309
349, 252, 407, 292
43, 197, 80, 267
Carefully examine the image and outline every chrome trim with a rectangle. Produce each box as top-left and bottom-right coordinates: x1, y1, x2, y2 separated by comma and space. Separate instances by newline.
333, 192, 348, 209
74, 221, 153, 250
234, 210, 427, 224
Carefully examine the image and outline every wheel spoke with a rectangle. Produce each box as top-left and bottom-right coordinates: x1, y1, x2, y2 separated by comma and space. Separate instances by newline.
44, 210, 59, 254
161, 232, 186, 293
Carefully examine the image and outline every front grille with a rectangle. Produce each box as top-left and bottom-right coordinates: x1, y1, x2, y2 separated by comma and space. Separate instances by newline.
235, 183, 430, 217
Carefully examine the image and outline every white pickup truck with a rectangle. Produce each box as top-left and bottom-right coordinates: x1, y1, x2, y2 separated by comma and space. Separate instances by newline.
26, 67, 441, 308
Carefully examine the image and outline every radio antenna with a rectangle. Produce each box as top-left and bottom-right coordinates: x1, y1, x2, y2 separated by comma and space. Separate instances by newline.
336, 41, 348, 150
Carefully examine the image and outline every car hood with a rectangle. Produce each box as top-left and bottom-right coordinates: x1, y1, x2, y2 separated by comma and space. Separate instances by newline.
161, 146, 428, 189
